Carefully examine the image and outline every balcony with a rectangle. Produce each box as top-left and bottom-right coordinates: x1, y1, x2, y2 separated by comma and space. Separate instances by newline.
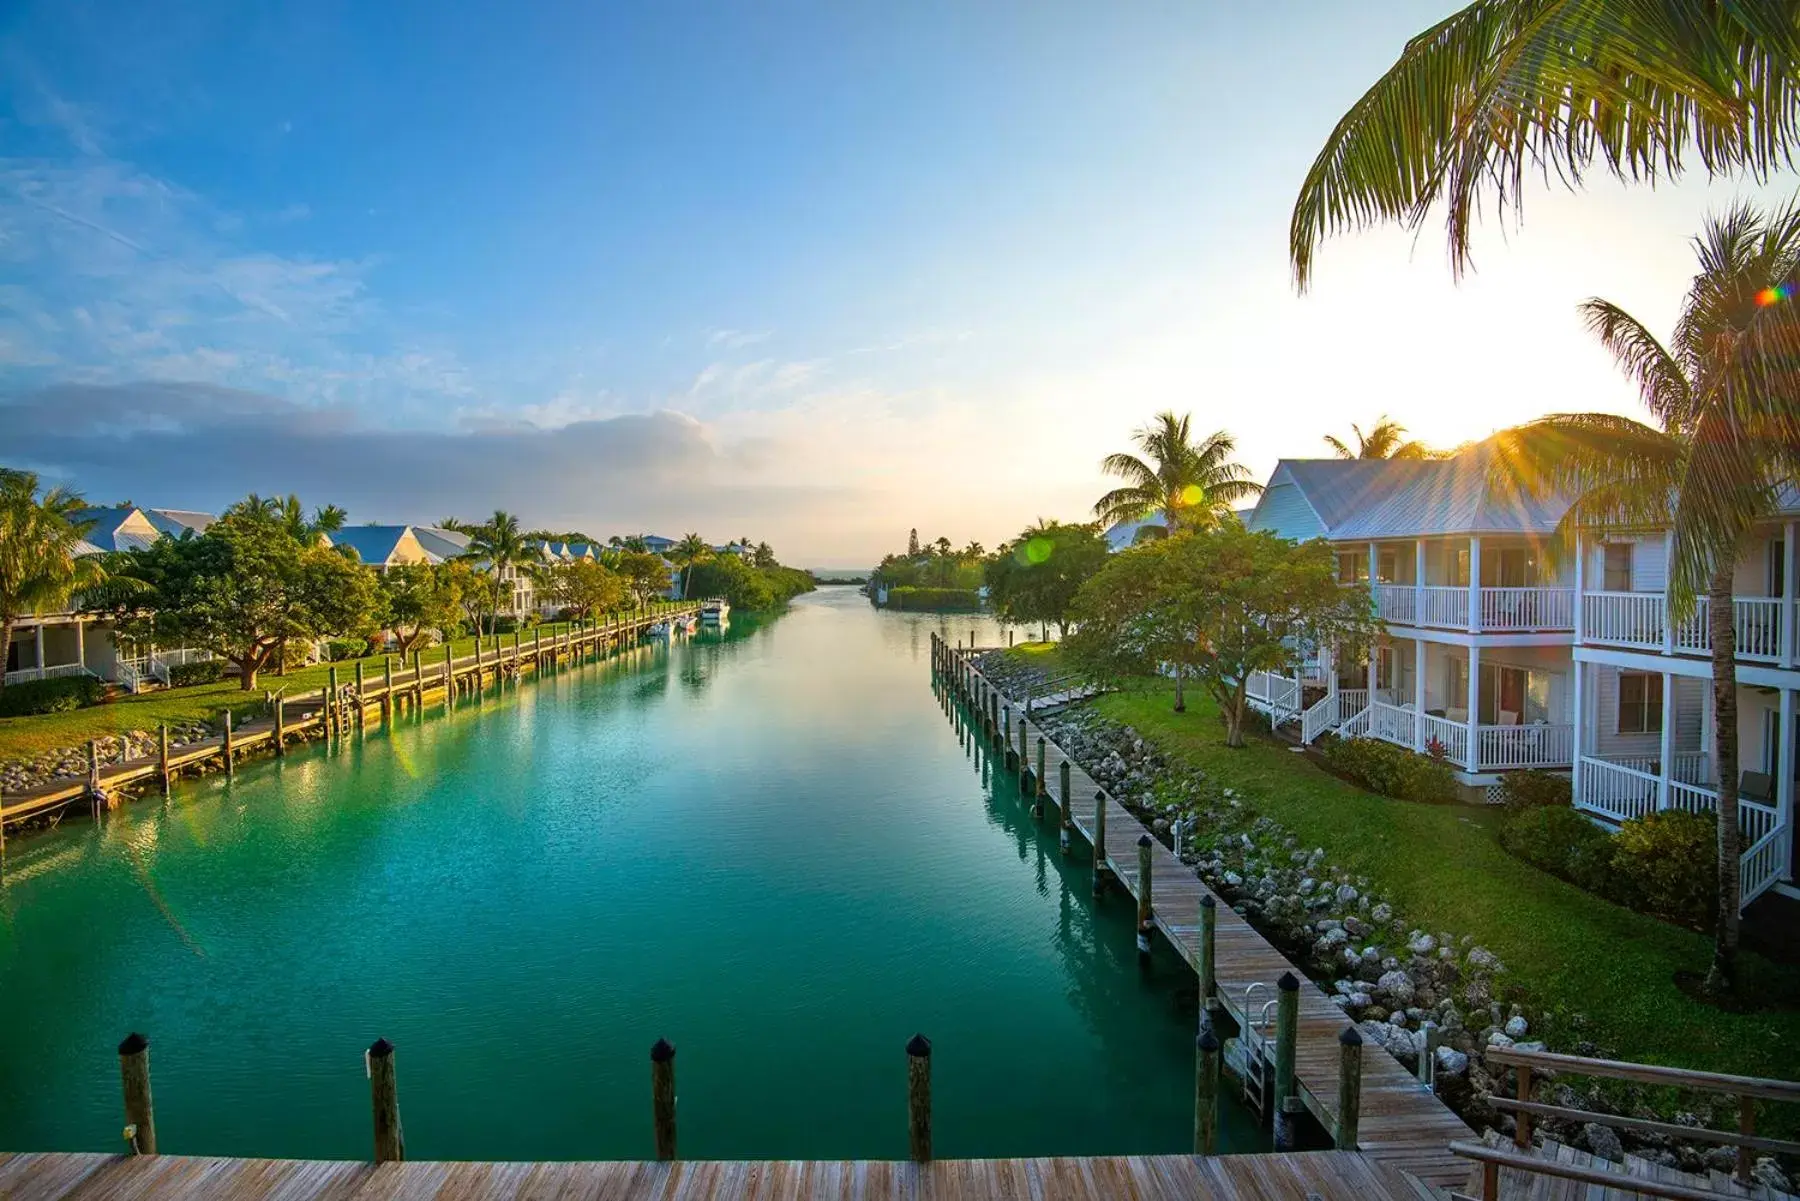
1363, 700, 1574, 771
1581, 592, 1790, 662
1372, 584, 1575, 633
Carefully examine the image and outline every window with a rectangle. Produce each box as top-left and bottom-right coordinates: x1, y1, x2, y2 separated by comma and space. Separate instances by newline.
1617, 672, 1663, 735
1377, 550, 1398, 583
1337, 553, 1367, 584
1489, 547, 1535, 588
1770, 537, 1787, 597
1449, 547, 1471, 587
1602, 543, 1633, 592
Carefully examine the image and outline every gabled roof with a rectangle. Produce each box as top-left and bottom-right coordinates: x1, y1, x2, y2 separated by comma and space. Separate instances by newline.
145, 509, 215, 537
70, 507, 161, 553
413, 527, 471, 563
328, 525, 415, 567
1104, 516, 1166, 551
1247, 446, 1570, 542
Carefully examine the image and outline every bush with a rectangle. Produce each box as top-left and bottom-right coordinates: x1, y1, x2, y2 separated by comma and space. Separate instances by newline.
323, 638, 365, 662
1498, 769, 1573, 813
1318, 735, 1459, 803
885, 586, 983, 612
1614, 810, 1717, 925
1500, 805, 1617, 894
0, 674, 105, 716
167, 659, 225, 687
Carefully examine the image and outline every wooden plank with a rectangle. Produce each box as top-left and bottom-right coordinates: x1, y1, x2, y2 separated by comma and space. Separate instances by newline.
1484, 1047, 1800, 1105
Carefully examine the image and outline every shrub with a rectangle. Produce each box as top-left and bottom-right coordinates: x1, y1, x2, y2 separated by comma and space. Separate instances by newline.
1498, 769, 1573, 813
0, 674, 105, 716
323, 638, 365, 662
1614, 810, 1717, 925
1500, 805, 1616, 894
1318, 735, 1459, 803
885, 586, 983, 612
167, 659, 225, 687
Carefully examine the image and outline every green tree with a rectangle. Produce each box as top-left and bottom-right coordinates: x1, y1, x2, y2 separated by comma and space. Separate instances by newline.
985, 520, 1110, 636
1093, 413, 1261, 536
1289, 1, 1800, 289
465, 510, 539, 631
752, 541, 777, 568
545, 559, 627, 620
1066, 527, 1377, 744
669, 532, 711, 599
1492, 199, 1800, 994
616, 550, 672, 607
226, 493, 347, 543
0, 471, 107, 695
380, 563, 464, 654
1323, 416, 1433, 460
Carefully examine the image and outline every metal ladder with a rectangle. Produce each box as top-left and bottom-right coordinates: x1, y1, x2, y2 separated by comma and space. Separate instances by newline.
1238, 982, 1278, 1123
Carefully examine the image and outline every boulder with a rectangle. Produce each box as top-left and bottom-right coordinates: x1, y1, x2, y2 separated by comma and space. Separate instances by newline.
1376, 970, 1415, 1006
1503, 1015, 1529, 1039
1434, 1045, 1470, 1076
1580, 1123, 1623, 1163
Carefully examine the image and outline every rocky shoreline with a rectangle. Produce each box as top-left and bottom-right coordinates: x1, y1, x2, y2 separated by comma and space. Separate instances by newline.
1, 724, 214, 796
975, 651, 1792, 1190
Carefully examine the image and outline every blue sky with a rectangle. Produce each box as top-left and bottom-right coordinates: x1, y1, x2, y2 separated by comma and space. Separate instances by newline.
1, 1, 1787, 562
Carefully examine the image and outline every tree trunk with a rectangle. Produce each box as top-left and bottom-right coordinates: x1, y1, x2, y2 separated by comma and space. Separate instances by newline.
275, 634, 288, 676
1704, 566, 1742, 996
1172, 666, 1186, 713
1224, 683, 1247, 748
0, 616, 14, 696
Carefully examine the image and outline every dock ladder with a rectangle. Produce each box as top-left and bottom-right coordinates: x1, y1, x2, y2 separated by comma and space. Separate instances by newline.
1236, 982, 1278, 1124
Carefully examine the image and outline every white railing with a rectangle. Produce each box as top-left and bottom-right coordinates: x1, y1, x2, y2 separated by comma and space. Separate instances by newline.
1419, 586, 1468, 628
2, 662, 96, 685
1582, 591, 1665, 650
1733, 597, 1784, 661
149, 647, 215, 686
1479, 586, 1575, 631
1338, 705, 1371, 738
115, 656, 150, 694
1420, 713, 1468, 767
1476, 723, 1574, 770
1299, 657, 1330, 685
1336, 689, 1368, 724
1300, 694, 1338, 744
1582, 591, 1790, 661
1248, 670, 1301, 721
1577, 756, 1660, 823
1374, 584, 1417, 626
1368, 701, 1415, 748
1742, 828, 1789, 906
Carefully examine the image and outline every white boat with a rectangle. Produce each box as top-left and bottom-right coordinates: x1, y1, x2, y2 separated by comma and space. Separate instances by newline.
699, 600, 730, 624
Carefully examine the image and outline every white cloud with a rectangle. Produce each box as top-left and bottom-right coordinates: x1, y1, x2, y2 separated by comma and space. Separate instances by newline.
705, 327, 772, 349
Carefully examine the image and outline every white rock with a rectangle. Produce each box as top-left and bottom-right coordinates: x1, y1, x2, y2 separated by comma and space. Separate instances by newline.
1376, 969, 1415, 1006
1503, 1015, 1529, 1038
1434, 1046, 1470, 1076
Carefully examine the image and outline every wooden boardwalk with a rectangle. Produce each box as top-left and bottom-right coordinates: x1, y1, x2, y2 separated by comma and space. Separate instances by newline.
944, 645, 1473, 1196
0, 609, 701, 831
0, 1150, 1439, 1200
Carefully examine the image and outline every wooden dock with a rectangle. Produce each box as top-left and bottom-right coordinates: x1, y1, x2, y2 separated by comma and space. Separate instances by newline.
0, 1150, 1441, 1200
0, 608, 701, 831
942, 643, 1473, 1196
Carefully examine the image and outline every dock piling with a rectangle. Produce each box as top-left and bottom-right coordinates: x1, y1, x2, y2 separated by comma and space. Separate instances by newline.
1135, 835, 1154, 961
274, 698, 286, 756
328, 666, 339, 736
117, 1032, 156, 1155
383, 657, 394, 716
1273, 972, 1300, 1149
1031, 738, 1046, 818
1090, 792, 1106, 886
368, 1038, 405, 1163
222, 711, 234, 778
650, 1039, 677, 1161
1194, 1028, 1220, 1156
1198, 894, 1217, 1016
158, 725, 171, 793
1335, 1026, 1363, 1150
906, 1034, 932, 1162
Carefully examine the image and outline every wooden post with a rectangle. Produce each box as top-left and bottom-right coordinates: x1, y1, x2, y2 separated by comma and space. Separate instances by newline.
1738, 1097, 1755, 1183
651, 1039, 677, 1160
1335, 1026, 1363, 1149
1194, 1028, 1220, 1156
1031, 738, 1046, 818
118, 1032, 156, 1154
87, 738, 101, 800
273, 698, 286, 756
1091, 791, 1107, 889
1273, 972, 1300, 1150
158, 725, 171, 793
1481, 1161, 1500, 1201
1514, 1065, 1533, 1149
354, 659, 365, 713
1198, 894, 1217, 1014
906, 1034, 932, 1162
222, 710, 234, 778
1135, 835, 1154, 961
442, 653, 452, 704
1418, 1021, 1438, 1088
368, 1037, 404, 1163
383, 657, 394, 716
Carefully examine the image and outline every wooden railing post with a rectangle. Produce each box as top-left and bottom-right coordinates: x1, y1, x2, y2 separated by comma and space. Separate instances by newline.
906, 1034, 932, 1162
1336, 1026, 1364, 1149
1273, 972, 1299, 1150
1135, 834, 1154, 962
1738, 1097, 1755, 1184
651, 1039, 677, 1161
1198, 894, 1217, 1015
1515, 1064, 1534, 1149
368, 1037, 404, 1163
1194, 1027, 1220, 1155
118, 1032, 156, 1154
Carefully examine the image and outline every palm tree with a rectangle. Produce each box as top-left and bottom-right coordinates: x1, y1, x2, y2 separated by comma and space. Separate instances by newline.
670, 533, 711, 600
465, 510, 536, 632
1094, 412, 1261, 536
1493, 199, 1800, 995
226, 494, 346, 543
0, 471, 107, 696
1324, 416, 1432, 460
1290, 2, 1800, 289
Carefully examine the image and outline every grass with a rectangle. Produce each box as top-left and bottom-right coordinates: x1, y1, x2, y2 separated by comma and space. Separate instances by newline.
0, 610, 686, 764
1001, 641, 1068, 676
1093, 681, 1800, 1084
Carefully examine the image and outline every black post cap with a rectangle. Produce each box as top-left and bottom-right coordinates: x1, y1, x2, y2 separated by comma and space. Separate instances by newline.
118, 1032, 148, 1056
650, 1038, 676, 1063
1339, 1026, 1364, 1047
905, 1033, 932, 1058
1277, 971, 1299, 991
1138, 834, 1152, 848
368, 1037, 395, 1058
1200, 894, 1216, 910
1197, 1029, 1220, 1053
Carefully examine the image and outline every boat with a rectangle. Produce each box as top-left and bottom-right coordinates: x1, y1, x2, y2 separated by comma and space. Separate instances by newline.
700, 599, 730, 624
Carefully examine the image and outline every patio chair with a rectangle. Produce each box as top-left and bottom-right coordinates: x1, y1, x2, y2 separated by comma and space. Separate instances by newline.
1446, 706, 1468, 724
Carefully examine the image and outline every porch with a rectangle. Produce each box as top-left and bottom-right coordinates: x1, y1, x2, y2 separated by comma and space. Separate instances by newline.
1347, 535, 1574, 633
2, 618, 104, 687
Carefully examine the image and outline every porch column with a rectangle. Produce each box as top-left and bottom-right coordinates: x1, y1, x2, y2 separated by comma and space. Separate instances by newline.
1662, 530, 1677, 655
1367, 541, 1379, 585
1658, 671, 1675, 811
1468, 536, 1482, 633
1784, 522, 1797, 669
75, 619, 86, 669
1571, 659, 1585, 802
1413, 638, 1426, 752
1573, 533, 1585, 643
1466, 643, 1481, 772
35, 625, 45, 672
1415, 538, 1426, 625
1779, 687, 1795, 883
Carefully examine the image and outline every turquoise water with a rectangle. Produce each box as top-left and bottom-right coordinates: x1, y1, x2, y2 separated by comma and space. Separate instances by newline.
0, 588, 1263, 1160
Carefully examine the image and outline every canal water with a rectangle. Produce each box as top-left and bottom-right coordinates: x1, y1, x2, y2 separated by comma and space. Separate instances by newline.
0, 587, 1263, 1160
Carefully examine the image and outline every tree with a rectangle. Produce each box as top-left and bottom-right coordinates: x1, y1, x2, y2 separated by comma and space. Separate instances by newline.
0, 471, 107, 695
114, 507, 379, 690
1289, 2, 1800, 289
1324, 416, 1433, 460
1066, 527, 1377, 744
1093, 413, 1261, 536
545, 559, 626, 620
465, 510, 538, 631
447, 560, 498, 635
225, 493, 346, 543
985, 520, 1111, 636
907, 528, 921, 557
1491, 199, 1800, 995
752, 541, 777, 568
617, 550, 672, 607
380, 563, 464, 654
669, 533, 711, 599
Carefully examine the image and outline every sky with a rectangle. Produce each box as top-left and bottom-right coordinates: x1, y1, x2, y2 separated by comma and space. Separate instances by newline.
1, 1, 1791, 566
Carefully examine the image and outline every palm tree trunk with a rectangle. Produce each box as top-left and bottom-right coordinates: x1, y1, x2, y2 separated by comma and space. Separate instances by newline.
1704, 565, 1742, 996
0, 616, 14, 696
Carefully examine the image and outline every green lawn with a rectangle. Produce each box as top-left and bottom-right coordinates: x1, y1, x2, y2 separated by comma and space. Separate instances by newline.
1094, 682, 1800, 1083
0, 611, 684, 764
1001, 641, 1068, 676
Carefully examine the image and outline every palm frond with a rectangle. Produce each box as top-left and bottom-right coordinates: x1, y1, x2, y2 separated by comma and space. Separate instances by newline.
1579, 298, 1692, 429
